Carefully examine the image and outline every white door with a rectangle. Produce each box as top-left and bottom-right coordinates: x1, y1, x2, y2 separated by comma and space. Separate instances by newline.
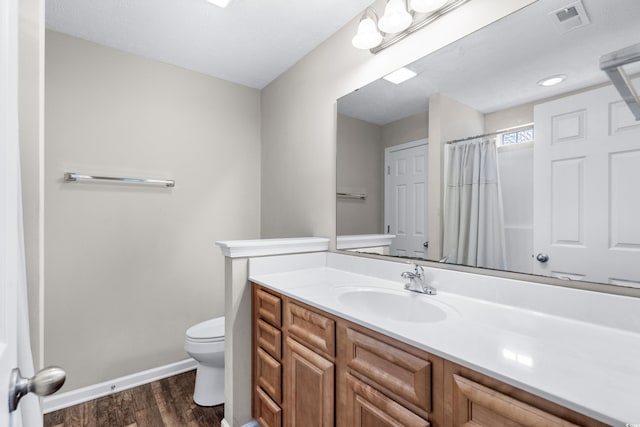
533, 83, 640, 285
385, 140, 428, 258
1, 0, 21, 424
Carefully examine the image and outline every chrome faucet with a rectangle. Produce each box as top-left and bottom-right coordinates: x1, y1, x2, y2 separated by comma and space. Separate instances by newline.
401, 264, 437, 295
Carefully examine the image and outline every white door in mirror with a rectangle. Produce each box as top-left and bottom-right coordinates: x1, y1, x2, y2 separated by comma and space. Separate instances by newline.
534, 83, 640, 285
385, 140, 429, 258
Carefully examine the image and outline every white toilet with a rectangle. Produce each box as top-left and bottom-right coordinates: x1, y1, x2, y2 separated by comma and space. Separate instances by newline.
184, 316, 225, 406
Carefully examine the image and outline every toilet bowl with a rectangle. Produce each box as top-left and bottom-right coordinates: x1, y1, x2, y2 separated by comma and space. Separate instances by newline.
184, 316, 225, 406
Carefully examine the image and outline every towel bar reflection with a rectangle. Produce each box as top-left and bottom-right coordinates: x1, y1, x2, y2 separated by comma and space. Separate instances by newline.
337, 192, 367, 200
64, 172, 175, 187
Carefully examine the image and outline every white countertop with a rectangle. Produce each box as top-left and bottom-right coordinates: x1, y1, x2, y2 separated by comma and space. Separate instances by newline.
249, 252, 640, 427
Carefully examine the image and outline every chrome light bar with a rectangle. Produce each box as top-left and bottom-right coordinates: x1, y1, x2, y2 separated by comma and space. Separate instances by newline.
600, 42, 640, 121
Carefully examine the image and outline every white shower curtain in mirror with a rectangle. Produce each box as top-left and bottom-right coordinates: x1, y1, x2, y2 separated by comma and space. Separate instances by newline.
443, 137, 507, 270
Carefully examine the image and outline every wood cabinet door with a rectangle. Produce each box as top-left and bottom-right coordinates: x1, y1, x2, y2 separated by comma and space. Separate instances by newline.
344, 374, 430, 427
284, 336, 334, 427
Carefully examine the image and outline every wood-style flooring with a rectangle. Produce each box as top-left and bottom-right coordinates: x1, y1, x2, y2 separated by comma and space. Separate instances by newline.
44, 370, 224, 427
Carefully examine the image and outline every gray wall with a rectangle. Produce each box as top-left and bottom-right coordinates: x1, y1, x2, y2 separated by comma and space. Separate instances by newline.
336, 114, 383, 235
260, 0, 536, 241
381, 111, 429, 148
336, 111, 429, 236
45, 31, 261, 391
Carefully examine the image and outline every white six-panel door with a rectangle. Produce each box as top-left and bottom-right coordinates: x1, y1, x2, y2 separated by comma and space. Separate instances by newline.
385, 140, 428, 258
534, 84, 640, 286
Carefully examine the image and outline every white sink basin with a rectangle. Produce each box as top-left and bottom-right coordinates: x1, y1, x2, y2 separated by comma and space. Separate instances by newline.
335, 287, 452, 323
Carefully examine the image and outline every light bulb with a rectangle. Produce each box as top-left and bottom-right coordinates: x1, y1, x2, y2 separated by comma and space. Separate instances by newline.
410, 0, 448, 13
378, 0, 413, 34
352, 16, 383, 49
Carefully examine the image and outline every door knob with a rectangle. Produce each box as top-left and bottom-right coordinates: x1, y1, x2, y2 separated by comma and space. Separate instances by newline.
9, 366, 66, 412
423, 241, 429, 248
536, 253, 550, 263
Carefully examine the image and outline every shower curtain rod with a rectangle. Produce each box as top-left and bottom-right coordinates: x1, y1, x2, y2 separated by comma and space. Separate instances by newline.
445, 123, 534, 145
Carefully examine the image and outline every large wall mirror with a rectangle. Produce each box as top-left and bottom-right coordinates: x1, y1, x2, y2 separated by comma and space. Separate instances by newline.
336, 0, 640, 289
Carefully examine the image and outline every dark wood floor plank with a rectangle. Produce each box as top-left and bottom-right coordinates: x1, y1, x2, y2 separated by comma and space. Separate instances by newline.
82, 397, 98, 427
112, 389, 136, 426
44, 408, 65, 427
172, 371, 199, 424
151, 378, 182, 426
134, 407, 166, 427
132, 383, 156, 412
44, 370, 223, 427
64, 402, 84, 427
96, 394, 114, 427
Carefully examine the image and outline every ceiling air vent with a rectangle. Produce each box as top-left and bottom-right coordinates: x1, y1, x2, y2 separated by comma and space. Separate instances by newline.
549, 1, 590, 34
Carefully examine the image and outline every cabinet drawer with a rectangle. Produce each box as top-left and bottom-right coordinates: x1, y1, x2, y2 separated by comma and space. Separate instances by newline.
256, 347, 282, 403
345, 374, 429, 427
344, 327, 432, 413
451, 374, 578, 427
257, 319, 282, 360
255, 386, 282, 427
256, 288, 282, 327
286, 301, 335, 357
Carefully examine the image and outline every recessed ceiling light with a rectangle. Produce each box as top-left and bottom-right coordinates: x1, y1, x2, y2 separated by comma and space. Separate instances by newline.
383, 67, 417, 84
207, 0, 232, 8
537, 74, 567, 87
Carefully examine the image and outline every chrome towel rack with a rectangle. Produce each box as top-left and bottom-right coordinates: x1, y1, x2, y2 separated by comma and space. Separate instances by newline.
336, 192, 367, 200
64, 172, 175, 187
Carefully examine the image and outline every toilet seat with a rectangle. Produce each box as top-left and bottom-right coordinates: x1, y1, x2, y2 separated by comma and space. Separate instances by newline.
186, 317, 225, 343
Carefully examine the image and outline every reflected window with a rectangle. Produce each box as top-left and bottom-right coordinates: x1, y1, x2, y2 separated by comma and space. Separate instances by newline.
499, 127, 534, 146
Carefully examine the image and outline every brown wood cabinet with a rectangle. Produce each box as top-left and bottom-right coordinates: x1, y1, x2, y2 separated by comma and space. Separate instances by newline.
252, 283, 608, 427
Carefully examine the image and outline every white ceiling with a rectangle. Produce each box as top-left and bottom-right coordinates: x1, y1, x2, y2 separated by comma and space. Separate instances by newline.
338, 0, 640, 125
46, 0, 373, 89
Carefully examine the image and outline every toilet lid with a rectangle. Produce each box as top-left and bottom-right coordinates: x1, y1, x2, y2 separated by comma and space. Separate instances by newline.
186, 317, 225, 341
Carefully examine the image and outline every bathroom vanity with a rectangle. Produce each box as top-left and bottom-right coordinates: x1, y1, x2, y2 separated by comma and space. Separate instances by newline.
248, 252, 639, 427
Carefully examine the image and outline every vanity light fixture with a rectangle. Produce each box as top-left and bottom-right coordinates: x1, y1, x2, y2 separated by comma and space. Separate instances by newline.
378, 0, 413, 33
207, 0, 232, 8
352, 9, 384, 50
537, 74, 567, 87
352, 0, 470, 54
383, 67, 417, 84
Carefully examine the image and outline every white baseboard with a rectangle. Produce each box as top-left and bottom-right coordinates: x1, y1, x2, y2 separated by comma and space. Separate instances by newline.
42, 358, 198, 414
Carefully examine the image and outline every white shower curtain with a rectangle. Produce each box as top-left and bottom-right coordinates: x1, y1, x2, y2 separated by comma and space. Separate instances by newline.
443, 137, 507, 270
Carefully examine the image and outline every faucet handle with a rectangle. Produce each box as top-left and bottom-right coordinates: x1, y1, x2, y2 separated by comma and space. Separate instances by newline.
414, 264, 424, 278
